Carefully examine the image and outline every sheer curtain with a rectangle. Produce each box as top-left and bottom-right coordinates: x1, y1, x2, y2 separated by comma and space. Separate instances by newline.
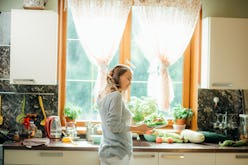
133, 0, 201, 111
69, 0, 132, 98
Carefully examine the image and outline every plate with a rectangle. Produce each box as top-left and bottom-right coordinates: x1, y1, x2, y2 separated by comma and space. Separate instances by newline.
148, 124, 168, 129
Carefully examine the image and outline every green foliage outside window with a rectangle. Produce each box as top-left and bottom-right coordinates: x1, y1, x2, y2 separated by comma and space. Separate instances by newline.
66, 7, 183, 120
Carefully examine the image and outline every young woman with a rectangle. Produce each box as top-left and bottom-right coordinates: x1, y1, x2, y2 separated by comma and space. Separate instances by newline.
97, 64, 151, 165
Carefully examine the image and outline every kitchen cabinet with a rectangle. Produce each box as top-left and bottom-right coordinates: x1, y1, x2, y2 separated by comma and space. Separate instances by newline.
130, 152, 158, 165
216, 153, 248, 165
4, 150, 66, 165
158, 152, 215, 165
201, 17, 248, 89
130, 152, 215, 165
4, 150, 100, 165
63, 151, 99, 165
10, 9, 58, 85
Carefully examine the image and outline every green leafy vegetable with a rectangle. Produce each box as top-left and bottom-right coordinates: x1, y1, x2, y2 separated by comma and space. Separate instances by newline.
127, 96, 158, 123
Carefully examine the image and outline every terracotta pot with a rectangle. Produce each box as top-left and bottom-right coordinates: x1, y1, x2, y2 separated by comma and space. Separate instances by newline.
65, 116, 75, 123
175, 119, 186, 125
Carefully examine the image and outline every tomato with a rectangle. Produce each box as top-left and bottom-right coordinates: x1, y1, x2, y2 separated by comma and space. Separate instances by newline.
156, 137, 163, 143
167, 137, 174, 144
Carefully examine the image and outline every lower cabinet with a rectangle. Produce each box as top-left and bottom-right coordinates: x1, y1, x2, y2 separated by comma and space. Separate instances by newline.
4, 150, 248, 165
216, 153, 248, 165
64, 151, 100, 165
130, 152, 158, 165
131, 152, 215, 165
158, 152, 215, 165
4, 150, 100, 165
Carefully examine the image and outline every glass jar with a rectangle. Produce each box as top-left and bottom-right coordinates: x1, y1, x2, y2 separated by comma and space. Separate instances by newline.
239, 114, 248, 140
65, 122, 77, 137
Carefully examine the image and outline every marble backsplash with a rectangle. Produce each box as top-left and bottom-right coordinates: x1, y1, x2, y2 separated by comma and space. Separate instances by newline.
0, 11, 58, 137
197, 89, 248, 140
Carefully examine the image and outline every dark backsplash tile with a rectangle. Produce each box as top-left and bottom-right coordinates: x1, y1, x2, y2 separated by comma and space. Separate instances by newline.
198, 89, 247, 140
0, 46, 10, 78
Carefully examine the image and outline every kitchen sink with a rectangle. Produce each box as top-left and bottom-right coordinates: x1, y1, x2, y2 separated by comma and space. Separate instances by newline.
133, 140, 151, 147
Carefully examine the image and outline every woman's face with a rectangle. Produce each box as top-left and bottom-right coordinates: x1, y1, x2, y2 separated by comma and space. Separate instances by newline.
119, 70, 132, 91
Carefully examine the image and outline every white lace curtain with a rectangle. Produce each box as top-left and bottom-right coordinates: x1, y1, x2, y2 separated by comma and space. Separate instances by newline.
133, 0, 201, 110
69, 0, 132, 98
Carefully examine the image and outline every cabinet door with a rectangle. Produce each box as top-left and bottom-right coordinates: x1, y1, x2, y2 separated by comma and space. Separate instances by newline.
63, 151, 100, 165
39, 151, 64, 165
216, 153, 248, 165
4, 150, 99, 165
159, 152, 215, 165
10, 9, 58, 85
201, 17, 248, 89
4, 150, 42, 165
130, 152, 158, 165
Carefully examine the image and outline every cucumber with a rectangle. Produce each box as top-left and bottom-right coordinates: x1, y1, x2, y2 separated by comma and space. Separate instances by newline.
199, 131, 229, 143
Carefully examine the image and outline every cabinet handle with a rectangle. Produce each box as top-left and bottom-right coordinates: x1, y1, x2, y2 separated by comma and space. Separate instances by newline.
5, 164, 40, 165
40, 152, 63, 157
212, 83, 232, 87
236, 155, 248, 159
13, 79, 35, 84
160, 154, 184, 159
133, 154, 155, 158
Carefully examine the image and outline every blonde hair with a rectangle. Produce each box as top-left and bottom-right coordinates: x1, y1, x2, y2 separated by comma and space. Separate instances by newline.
99, 64, 132, 98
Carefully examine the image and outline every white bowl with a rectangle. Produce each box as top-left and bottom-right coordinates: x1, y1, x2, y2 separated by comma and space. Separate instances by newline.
173, 124, 186, 132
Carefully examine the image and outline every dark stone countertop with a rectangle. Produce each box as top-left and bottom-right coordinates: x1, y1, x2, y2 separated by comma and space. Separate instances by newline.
3, 139, 248, 153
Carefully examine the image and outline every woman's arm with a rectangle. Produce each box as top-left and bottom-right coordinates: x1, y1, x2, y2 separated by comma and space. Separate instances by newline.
130, 124, 152, 134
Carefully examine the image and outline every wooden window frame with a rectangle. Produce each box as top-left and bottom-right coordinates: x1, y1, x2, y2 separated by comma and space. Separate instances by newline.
58, 1, 202, 130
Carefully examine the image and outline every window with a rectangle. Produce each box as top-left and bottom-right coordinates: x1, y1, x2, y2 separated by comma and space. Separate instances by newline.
60, 2, 202, 129
66, 5, 183, 121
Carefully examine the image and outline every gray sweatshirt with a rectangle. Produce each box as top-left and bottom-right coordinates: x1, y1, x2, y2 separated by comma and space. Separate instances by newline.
97, 91, 132, 159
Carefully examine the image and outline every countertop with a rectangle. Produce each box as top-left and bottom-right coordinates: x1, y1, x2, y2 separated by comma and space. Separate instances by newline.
3, 139, 248, 153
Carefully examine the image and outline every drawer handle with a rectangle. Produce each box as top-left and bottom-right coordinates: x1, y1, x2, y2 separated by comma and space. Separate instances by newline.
13, 79, 35, 84
212, 83, 232, 87
160, 154, 184, 159
236, 155, 248, 159
133, 154, 155, 158
5, 164, 40, 165
40, 152, 63, 157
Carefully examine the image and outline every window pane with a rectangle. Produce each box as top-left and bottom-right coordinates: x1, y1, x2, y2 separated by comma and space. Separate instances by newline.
130, 11, 183, 111
67, 40, 97, 80
66, 6, 119, 121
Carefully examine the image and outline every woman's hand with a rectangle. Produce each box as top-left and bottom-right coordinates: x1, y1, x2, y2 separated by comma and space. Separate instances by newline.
130, 124, 152, 134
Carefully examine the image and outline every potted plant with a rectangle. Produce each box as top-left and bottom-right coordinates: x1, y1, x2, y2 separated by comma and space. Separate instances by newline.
173, 104, 193, 126
64, 103, 81, 122
127, 96, 159, 123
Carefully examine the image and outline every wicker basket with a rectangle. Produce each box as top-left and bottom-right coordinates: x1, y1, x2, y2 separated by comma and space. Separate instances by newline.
23, 0, 48, 10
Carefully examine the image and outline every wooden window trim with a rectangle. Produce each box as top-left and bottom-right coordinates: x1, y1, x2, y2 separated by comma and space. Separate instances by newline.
58, 0, 67, 126
183, 9, 202, 130
58, 1, 202, 130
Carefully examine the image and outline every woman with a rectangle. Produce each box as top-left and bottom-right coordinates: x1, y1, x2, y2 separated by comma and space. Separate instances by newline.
97, 64, 151, 165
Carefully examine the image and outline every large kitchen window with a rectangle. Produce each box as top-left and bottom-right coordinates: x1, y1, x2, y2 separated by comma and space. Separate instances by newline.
66, 6, 183, 121
59, 1, 202, 129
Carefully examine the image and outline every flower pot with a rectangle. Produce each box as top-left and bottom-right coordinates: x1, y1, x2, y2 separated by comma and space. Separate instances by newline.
175, 119, 186, 125
173, 124, 186, 132
65, 116, 76, 123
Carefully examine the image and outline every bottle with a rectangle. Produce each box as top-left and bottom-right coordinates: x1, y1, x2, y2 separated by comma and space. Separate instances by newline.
29, 120, 37, 138
13, 131, 20, 141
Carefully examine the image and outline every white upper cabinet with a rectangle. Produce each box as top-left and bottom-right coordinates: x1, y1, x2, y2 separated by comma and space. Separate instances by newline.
201, 17, 248, 89
10, 9, 58, 85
